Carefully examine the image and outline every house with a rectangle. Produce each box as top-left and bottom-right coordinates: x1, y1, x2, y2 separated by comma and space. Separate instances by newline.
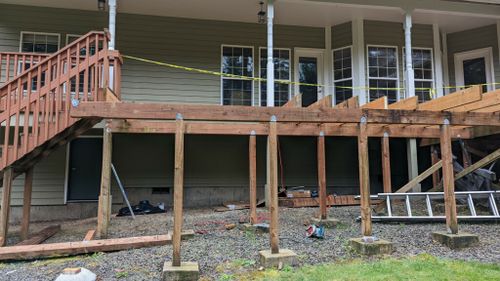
0, 0, 499, 227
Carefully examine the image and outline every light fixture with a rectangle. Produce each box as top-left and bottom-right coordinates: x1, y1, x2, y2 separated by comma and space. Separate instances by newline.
258, 1, 266, 24
98, 0, 106, 11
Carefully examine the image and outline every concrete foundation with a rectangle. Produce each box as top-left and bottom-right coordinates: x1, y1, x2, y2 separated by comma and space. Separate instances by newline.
259, 249, 298, 268
431, 231, 479, 249
310, 217, 339, 228
162, 262, 199, 281
349, 237, 394, 256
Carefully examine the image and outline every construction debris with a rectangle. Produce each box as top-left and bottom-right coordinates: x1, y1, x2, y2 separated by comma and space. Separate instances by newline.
16, 225, 61, 246
55, 268, 96, 281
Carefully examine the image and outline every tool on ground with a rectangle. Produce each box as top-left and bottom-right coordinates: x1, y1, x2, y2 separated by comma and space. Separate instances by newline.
111, 163, 135, 219
306, 224, 325, 239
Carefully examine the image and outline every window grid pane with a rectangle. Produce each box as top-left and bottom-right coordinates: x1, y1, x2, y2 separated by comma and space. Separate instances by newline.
222, 46, 254, 106
368, 46, 398, 103
260, 48, 290, 106
333, 47, 353, 104
21, 33, 59, 54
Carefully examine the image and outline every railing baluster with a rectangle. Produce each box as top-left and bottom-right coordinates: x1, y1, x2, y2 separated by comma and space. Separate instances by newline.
33, 66, 42, 147
3, 84, 12, 167
12, 79, 22, 159
22, 71, 32, 155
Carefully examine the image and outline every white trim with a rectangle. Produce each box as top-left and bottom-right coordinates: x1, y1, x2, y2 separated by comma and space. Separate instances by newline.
454, 47, 495, 91
324, 26, 333, 98
433, 24, 444, 98
220, 44, 255, 106
442, 31, 450, 95
64, 135, 103, 204
258, 47, 292, 107
352, 18, 367, 105
293, 48, 325, 100
332, 45, 354, 104
366, 44, 400, 102
65, 34, 82, 45
402, 46, 435, 101
19, 31, 61, 53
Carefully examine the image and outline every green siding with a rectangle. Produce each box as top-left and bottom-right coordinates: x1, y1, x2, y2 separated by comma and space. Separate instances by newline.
332, 22, 352, 49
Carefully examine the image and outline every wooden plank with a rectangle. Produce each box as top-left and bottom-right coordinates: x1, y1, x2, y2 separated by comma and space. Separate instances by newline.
440, 121, 459, 234
0, 168, 13, 246
381, 133, 391, 193
447, 89, 500, 112
96, 121, 112, 239
357, 118, 372, 237
83, 230, 96, 241
388, 96, 418, 110
104, 87, 120, 103
362, 96, 387, 109
418, 86, 482, 111
317, 133, 327, 219
308, 95, 333, 109
172, 115, 185, 267
334, 96, 359, 109
282, 94, 302, 108
431, 146, 441, 189
0, 235, 171, 261
394, 160, 443, 194
71, 102, 500, 126
20, 168, 34, 241
249, 132, 257, 225
455, 148, 500, 181
16, 225, 60, 246
268, 117, 279, 254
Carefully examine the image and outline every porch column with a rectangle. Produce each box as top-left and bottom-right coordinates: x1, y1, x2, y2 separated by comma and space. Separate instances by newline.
265, 0, 275, 208
108, 0, 117, 50
324, 26, 333, 99
352, 18, 367, 105
433, 24, 444, 98
442, 31, 450, 95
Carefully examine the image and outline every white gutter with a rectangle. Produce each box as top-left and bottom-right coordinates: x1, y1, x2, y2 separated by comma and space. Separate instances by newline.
266, 0, 275, 107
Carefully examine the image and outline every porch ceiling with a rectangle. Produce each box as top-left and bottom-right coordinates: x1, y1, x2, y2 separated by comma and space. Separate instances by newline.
0, 0, 499, 32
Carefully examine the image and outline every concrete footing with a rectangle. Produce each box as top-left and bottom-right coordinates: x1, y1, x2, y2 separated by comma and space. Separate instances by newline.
431, 231, 479, 249
162, 262, 199, 281
349, 237, 394, 256
310, 217, 339, 228
259, 249, 298, 268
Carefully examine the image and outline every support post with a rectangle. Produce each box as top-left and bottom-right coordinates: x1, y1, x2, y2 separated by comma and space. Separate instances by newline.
440, 119, 458, 234
20, 168, 34, 241
381, 132, 391, 193
268, 116, 279, 254
317, 132, 327, 219
249, 131, 257, 225
358, 117, 371, 237
172, 114, 185, 267
0, 167, 13, 246
96, 121, 112, 239
431, 145, 441, 188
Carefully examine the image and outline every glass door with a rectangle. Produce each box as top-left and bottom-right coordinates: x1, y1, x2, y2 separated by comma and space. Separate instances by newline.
454, 48, 494, 93
294, 49, 324, 107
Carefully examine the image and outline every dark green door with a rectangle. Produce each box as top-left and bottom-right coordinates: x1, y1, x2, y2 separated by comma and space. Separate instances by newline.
67, 138, 103, 201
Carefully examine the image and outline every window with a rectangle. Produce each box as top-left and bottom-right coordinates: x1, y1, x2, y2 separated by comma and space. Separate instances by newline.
66, 34, 81, 45
404, 48, 434, 102
333, 46, 353, 104
367, 46, 399, 103
259, 48, 291, 106
20, 32, 60, 53
221, 46, 254, 106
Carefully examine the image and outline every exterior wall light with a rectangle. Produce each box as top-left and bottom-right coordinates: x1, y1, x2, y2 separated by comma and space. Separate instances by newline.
98, 0, 106, 11
258, 1, 266, 24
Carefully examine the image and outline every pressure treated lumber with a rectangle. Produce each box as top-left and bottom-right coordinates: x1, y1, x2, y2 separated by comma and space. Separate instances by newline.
362, 96, 387, 109
449, 89, 500, 112
83, 230, 96, 241
96, 122, 112, 239
172, 115, 185, 267
249, 133, 257, 225
317, 133, 327, 219
358, 118, 372, 237
282, 94, 302, 108
381, 133, 391, 193
16, 225, 60, 246
440, 121, 459, 234
431, 146, 441, 188
394, 160, 443, 194
308, 95, 333, 109
20, 168, 34, 241
0, 167, 13, 247
268, 117, 279, 254
334, 96, 359, 109
418, 86, 482, 111
388, 96, 418, 110
0, 235, 171, 261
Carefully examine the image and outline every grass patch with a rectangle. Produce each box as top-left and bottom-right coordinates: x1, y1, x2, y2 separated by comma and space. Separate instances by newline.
241, 254, 500, 281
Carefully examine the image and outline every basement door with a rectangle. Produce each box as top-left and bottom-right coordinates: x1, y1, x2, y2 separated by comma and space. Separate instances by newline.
294, 48, 324, 107
66, 137, 103, 201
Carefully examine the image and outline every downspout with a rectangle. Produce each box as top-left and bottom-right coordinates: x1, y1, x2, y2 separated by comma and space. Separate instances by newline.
266, 0, 275, 107
108, 0, 117, 50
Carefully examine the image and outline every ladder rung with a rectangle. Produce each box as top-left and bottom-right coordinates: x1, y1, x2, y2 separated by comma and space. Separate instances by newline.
386, 195, 392, 217
425, 194, 433, 217
489, 193, 499, 217
405, 195, 412, 217
467, 194, 477, 217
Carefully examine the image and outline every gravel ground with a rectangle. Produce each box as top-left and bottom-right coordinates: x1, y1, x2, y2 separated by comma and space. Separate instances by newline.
0, 205, 499, 280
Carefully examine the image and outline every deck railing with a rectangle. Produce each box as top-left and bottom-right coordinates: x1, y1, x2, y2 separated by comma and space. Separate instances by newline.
0, 31, 121, 169
0, 53, 50, 87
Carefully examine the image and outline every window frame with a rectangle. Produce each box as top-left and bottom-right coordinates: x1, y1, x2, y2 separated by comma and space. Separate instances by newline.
19, 31, 61, 53
366, 44, 400, 103
332, 45, 353, 104
402, 47, 435, 101
220, 44, 255, 106
66, 34, 82, 45
258, 47, 292, 107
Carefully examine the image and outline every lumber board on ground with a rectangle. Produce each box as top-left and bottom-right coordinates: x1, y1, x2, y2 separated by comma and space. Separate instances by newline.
0, 235, 170, 261
395, 160, 443, 194
16, 225, 60, 246
83, 230, 96, 241
278, 195, 380, 207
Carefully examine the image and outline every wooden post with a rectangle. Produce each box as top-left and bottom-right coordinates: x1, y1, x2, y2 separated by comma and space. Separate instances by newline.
172, 114, 185, 266
440, 119, 459, 234
268, 116, 279, 254
381, 132, 391, 193
431, 145, 441, 188
317, 132, 327, 219
20, 168, 34, 241
249, 131, 257, 225
358, 117, 372, 237
0, 167, 13, 247
96, 121, 112, 239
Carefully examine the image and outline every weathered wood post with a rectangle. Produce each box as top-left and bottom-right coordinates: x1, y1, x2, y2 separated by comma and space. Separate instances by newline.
249, 131, 257, 225
431, 145, 441, 189
358, 116, 371, 237
96, 121, 112, 239
172, 113, 185, 267
440, 119, 458, 234
381, 132, 391, 193
0, 167, 13, 246
317, 131, 327, 219
20, 167, 34, 241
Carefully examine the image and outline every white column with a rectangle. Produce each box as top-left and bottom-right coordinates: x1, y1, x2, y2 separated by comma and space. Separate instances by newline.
433, 24, 444, 98
108, 0, 117, 50
324, 26, 333, 101
352, 18, 367, 105
266, 0, 275, 107
404, 11, 415, 98
442, 31, 450, 95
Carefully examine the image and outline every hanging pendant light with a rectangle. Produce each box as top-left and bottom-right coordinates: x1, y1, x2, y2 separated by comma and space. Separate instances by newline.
258, 1, 266, 24
98, 0, 106, 11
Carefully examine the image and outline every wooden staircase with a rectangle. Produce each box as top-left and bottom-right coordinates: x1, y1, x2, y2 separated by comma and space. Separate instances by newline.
0, 31, 121, 176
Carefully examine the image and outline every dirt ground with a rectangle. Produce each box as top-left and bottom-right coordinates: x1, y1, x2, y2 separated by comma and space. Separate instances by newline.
0, 205, 500, 280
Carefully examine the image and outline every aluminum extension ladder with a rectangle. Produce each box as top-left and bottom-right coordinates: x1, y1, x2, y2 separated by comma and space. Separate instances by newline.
370, 190, 500, 222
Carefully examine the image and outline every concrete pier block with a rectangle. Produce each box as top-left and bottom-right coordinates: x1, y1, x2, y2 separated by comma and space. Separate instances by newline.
310, 217, 339, 228
259, 249, 298, 268
431, 231, 479, 249
349, 237, 394, 256
162, 262, 199, 281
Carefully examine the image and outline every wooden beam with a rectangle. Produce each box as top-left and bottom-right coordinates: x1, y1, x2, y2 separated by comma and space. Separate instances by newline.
249, 132, 257, 225
381, 133, 392, 193
418, 86, 482, 111
83, 229, 96, 241
358, 118, 372, 237
172, 114, 185, 267
282, 94, 302, 108
448, 89, 500, 112
0, 234, 171, 261
96, 121, 112, 239
455, 148, 500, 181
394, 160, 443, 194
388, 96, 418, 110
20, 168, 33, 241
334, 96, 359, 109
362, 96, 387, 109
71, 102, 500, 126
317, 132, 327, 219
0, 168, 13, 247
16, 225, 60, 246
308, 95, 333, 109
431, 146, 441, 189
268, 117, 279, 254
440, 120, 459, 234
